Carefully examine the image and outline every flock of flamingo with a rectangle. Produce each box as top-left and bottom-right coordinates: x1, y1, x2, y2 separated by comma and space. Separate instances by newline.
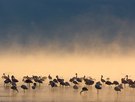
1, 73, 135, 95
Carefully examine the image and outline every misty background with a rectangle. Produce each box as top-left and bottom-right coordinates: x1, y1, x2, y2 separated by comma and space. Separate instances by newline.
0, 0, 135, 55
0, 0, 135, 79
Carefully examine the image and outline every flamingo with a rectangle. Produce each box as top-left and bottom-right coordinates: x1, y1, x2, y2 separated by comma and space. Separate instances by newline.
56, 75, 64, 82
2, 73, 9, 79
73, 84, 78, 90
11, 85, 19, 92
80, 87, 88, 94
48, 74, 52, 80
113, 81, 119, 86
4, 77, 11, 86
101, 75, 106, 83
73, 80, 78, 85
32, 83, 37, 89
64, 82, 70, 86
114, 84, 123, 94
114, 86, 121, 94
105, 79, 112, 86
49, 81, 57, 88
95, 81, 102, 94
84, 78, 94, 86
125, 75, 134, 86
121, 77, 128, 87
60, 81, 65, 86
11, 75, 19, 83
53, 79, 58, 83
23, 78, 33, 87
21, 85, 28, 92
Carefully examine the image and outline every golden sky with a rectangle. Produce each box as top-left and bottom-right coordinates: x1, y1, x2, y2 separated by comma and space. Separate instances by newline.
0, 51, 135, 81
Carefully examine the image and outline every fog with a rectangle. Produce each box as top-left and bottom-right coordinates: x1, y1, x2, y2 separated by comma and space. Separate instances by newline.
0, 41, 135, 81
0, 0, 135, 81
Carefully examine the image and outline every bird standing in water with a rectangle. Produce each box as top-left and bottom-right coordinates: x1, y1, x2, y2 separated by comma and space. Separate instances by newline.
114, 84, 123, 94
101, 75, 106, 84
11, 85, 19, 92
32, 83, 37, 89
80, 87, 88, 94
73, 84, 78, 90
95, 81, 102, 94
21, 85, 28, 92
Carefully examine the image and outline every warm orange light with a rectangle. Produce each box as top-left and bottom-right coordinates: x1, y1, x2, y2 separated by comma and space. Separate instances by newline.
0, 51, 135, 81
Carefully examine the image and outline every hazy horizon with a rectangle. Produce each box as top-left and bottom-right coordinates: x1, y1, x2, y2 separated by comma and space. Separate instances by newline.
0, 0, 135, 80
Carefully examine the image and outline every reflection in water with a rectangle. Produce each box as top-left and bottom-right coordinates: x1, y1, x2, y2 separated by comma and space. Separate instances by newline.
0, 85, 135, 102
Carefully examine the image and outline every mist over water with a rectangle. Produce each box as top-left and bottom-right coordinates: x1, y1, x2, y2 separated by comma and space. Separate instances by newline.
0, 0, 135, 80
1, 36, 135, 81
1, 1, 135, 102
1, 21, 135, 80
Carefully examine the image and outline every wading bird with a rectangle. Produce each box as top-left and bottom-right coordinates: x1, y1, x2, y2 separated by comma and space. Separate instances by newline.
80, 87, 88, 94
95, 81, 102, 94
73, 84, 78, 90
11, 85, 19, 92
21, 85, 28, 92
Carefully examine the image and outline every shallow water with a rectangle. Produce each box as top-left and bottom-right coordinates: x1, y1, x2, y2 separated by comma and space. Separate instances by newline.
0, 83, 135, 102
